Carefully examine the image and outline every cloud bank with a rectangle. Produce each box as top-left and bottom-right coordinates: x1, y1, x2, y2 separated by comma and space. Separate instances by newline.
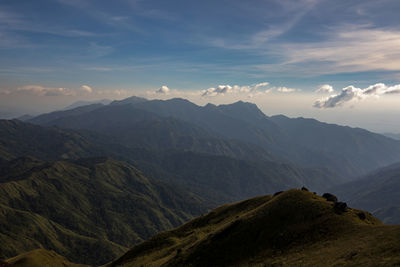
201, 82, 297, 97
0, 84, 98, 97
314, 83, 400, 108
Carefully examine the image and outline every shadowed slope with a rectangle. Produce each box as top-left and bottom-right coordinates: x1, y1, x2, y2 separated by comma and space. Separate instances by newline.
5, 249, 87, 267
0, 157, 209, 265
0, 119, 338, 205
330, 162, 400, 224
110, 189, 400, 267
0, 120, 106, 161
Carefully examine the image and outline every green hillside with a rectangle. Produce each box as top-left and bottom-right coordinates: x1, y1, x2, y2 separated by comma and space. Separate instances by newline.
0, 156, 210, 265
110, 189, 400, 266
0, 120, 106, 161
5, 249, 88, 267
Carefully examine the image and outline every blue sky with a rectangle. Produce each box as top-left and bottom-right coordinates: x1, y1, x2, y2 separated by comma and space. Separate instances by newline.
1, 0, 400, 132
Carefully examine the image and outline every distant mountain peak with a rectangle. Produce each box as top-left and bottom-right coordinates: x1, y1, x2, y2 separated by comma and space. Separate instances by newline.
63, 99, 111, 110
219, 100, 263, 113
215, 100, 268, 122
110, 96, 148, 106
204, 103, 216, 108
14, 114, 34, 122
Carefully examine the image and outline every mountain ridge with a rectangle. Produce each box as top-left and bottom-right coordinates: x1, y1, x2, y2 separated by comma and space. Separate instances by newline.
109, 189, 400, 266
27, 97, 400, 179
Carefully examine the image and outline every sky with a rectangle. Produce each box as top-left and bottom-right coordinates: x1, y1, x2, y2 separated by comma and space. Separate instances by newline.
1, 0, 400, 132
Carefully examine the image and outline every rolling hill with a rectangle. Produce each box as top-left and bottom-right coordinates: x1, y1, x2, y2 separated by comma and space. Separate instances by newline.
0, 156, 210, 265
109, 189, 400, 266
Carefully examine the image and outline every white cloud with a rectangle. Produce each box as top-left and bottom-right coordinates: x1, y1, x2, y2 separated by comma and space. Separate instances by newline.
201, 82, 298, 97
156, 85, 170, 94
254, 82, 270, 90
276, 87, 297, 93
202, 85, 234, 97
201, 82, 270, 97
314, 83, 400, 108
316, 84, 334, 93
80, 85, 93, 93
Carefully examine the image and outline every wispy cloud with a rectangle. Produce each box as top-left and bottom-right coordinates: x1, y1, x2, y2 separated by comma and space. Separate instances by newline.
314, 83, 400, 108
206, 0, 318, 51
1, 85, 94, 97
0, 6, 100, 40
282, 26, 400, 73
83, 67, 114, 72
205, 22, 400, 77
88, 42, 114, 58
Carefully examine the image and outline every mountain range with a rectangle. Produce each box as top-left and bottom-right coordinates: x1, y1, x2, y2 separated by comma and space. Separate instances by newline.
27, 97, 400, 179
1, 96, 400, 265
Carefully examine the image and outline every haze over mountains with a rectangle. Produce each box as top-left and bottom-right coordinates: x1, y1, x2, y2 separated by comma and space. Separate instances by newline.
27, 97, 400, 178
1, 96, 400, 265
330, 162, 400, 224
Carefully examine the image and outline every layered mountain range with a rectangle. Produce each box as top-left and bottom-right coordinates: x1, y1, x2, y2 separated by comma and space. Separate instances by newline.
1, 96, 400, 265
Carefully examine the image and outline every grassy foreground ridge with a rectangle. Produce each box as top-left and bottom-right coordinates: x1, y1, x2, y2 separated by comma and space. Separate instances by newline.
110, 189, 400, 266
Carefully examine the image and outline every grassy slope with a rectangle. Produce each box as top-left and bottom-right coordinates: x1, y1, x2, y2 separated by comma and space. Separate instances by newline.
0, 157, 209, 265
0, 120, 105, 161
5, 249, 88, 267
110, 189, 400, 267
